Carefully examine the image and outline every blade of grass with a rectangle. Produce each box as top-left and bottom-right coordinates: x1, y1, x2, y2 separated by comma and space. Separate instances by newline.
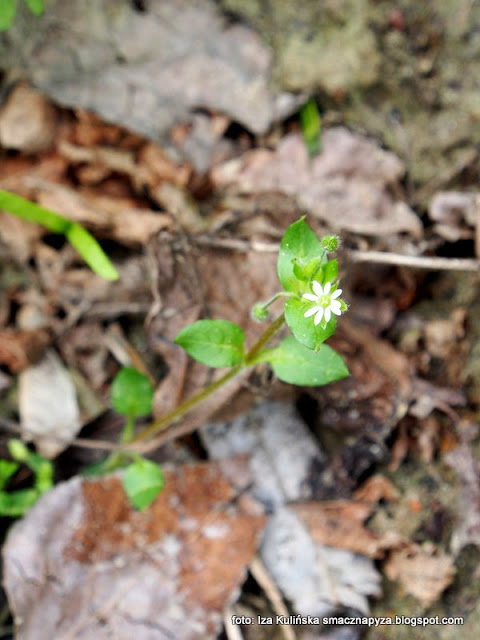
0, 189, 119, 281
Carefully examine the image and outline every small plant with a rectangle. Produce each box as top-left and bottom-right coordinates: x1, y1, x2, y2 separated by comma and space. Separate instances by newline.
0, 440, 53, 516
0, 0, 44, 30
300, 98, 322, 158
4, 217, 348, 513
91, 217, 349, 510
0, 190, 118, 280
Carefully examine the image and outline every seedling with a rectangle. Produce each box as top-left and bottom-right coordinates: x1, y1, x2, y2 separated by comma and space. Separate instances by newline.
0, 440, 53, 516
300, 98, 322, 157
4, 217, 348, 513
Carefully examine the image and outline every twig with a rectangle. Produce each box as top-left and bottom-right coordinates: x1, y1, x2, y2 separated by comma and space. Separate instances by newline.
249, 556, 296, 640
195, 235, 480, 271
346, 249, 480, 271
224, 607, 245, 640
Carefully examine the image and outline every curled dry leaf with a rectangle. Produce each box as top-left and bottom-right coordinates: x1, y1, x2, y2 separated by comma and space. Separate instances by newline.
3, 460, 265, 640
18, 350, 80, 458
384, 543, 455, 608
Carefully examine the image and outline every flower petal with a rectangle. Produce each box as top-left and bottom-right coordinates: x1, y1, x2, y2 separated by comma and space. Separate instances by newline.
331, 288, 343, 299
304, 306, 320, 318
312, 280, 324, 297
313, 307, 324, 325
302, 293, 318, 302
323, 281, 332, 295
324, 307, 331, 323
330, 302, 342, 316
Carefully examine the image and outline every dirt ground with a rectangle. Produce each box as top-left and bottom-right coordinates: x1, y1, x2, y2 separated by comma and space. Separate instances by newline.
1, 2, 480, 639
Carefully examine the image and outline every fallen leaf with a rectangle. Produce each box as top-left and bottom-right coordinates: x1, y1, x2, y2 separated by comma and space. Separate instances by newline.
0, 84, 57, 153
213, 130, 422, 239
3, 460, 265, 640
429, 191, 480, 247
384, 543, 455, 608
18, 349, 81, 457
201, 402, 383, 615
261, 506, 382, 616
292, 500, 402, 559
0, 327, 51, 373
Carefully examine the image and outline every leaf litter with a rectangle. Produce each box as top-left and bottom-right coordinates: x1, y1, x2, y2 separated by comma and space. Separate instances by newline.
0, 54, 480, 640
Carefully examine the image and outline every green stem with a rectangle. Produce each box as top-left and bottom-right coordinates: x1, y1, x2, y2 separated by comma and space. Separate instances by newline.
131, 313, 286, 445
121, 415, 136, 444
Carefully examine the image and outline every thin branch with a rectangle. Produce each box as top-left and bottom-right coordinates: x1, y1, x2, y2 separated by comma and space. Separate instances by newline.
346, 249, 480, 271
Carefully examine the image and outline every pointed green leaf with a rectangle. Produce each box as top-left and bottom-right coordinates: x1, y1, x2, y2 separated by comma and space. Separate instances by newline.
175, 319, 245, 367
322, 258, 338, 283
277, 218, 324, 294
0, 0, 17, 30
258, 336, 349, 386
111, 367, 154, 418
284, 297, 336, 350
0, 189, 70, 232
66, 223, 119, 281
123, 459, 165, 511
300, 98, 322, 158
0, 190, 118, 280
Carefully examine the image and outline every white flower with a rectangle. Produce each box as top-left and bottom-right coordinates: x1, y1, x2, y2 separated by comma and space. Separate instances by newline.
302, 280, 343, 326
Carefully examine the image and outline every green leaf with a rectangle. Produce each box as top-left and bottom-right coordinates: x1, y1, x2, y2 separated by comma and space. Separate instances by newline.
0, 0, 17, 30
0, 460, 19, 491
66, 223, 119, 281
292, 255, 324, 282
0, 189, 70, 232
277, 218, 324, 294
111, 367, 154, 418
300, 98, 322, 158
24, 0, 43, 15
175, 319, 245, 367
0, 190, 118, 280
0, 488, 39, 516
7, 439, 29, 463
122, 459, 165, 511
258, 336, 349, 386
322, 258, 338, 284
284, 297, 336, 350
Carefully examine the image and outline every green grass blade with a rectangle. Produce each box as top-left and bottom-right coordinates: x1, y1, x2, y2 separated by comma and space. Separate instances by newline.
0, 189, 119, 281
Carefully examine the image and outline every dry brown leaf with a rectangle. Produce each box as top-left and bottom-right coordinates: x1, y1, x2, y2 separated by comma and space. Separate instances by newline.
384, 543, 455, 607
3, 460, 265, 640
213, 129, 422, 238
0, 327, 51, 373
33, 183, 171, 246
0, 211, 44, 262
291, 476, 401, 560
353, 474, 400, 504
292, 501, 402, 559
